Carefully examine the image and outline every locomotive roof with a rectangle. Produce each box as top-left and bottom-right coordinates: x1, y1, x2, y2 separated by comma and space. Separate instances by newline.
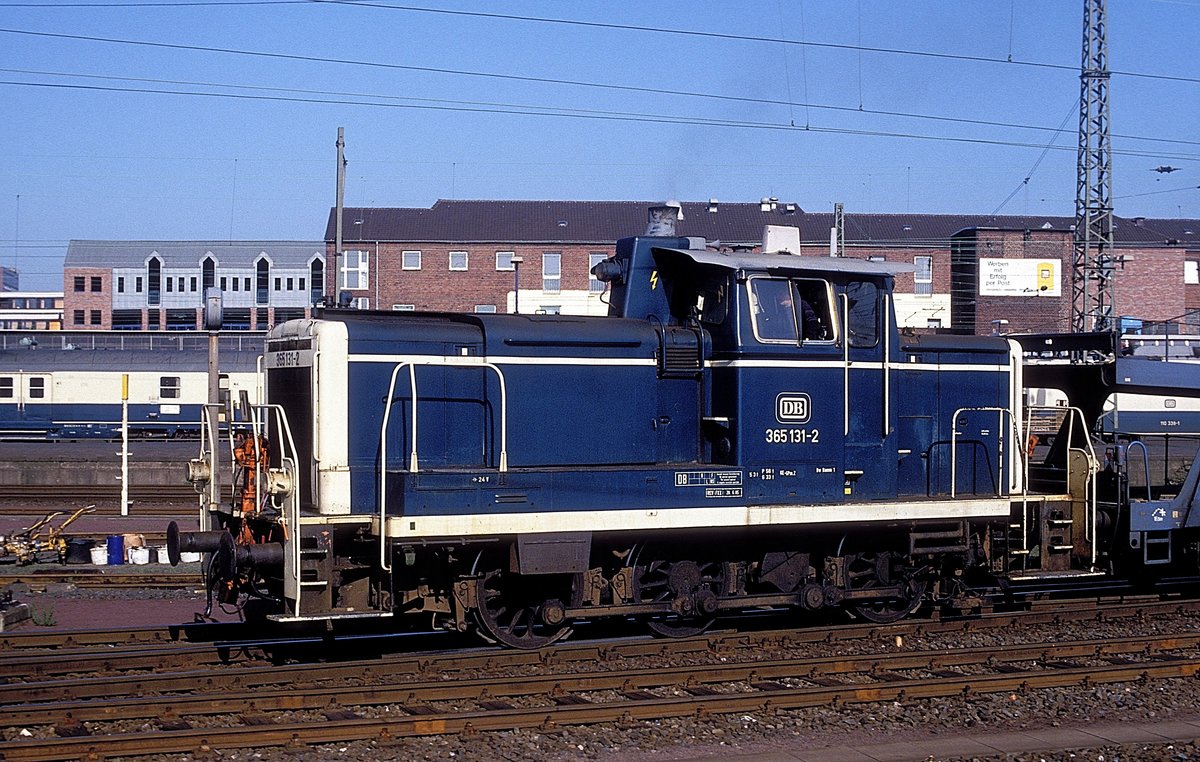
652, 246, 915, 276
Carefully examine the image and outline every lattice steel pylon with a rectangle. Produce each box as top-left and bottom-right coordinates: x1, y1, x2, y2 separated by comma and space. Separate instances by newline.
1072, 0, 1115, 334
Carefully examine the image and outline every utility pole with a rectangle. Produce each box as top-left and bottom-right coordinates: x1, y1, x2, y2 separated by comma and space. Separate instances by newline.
830, 202, 845, 257
334, 128, 346, 306
1072, 0, 1115, 334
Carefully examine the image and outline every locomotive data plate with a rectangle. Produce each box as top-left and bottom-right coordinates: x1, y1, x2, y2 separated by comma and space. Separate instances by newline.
674, 471, 743, 487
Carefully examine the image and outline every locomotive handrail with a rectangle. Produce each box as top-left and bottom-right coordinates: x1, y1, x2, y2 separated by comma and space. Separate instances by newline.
882, 292, 891, 439
1058, 405, 1099, 561
378, 359, 510, 574
249, 402, 303, 617
1126, 440, 1152, 502
950, 406, 1023, 499
840, 292, 850, 437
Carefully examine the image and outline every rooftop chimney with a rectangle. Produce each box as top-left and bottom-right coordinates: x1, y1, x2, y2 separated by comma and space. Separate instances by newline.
645, 201, 684, 236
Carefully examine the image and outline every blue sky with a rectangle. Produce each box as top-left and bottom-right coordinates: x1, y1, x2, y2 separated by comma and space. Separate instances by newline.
1, 0, 1198, 290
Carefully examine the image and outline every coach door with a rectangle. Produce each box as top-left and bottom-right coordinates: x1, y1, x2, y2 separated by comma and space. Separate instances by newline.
2, 373, 51, 427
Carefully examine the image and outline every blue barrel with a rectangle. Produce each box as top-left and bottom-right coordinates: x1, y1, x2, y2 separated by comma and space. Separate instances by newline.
106, 535, 125, 566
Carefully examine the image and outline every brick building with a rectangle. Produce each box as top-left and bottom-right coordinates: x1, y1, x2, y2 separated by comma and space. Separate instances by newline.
63, 241, 325, 330
327, 201, 1199, 333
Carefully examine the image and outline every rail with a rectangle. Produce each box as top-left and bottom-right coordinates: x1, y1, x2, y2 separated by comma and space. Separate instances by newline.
378, 359, 510, 573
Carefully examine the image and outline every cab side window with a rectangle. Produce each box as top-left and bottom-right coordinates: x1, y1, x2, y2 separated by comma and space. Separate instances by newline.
844, 281, 879, 348
750, 278, 797, 342
794, 279, 833, 341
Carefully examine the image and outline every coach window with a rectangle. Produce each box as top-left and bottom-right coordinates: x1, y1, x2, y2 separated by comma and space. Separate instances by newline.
0, 378, 11, 398
27, 377, 45, 399
844, 281, 880, 348
160, 376, 181, 399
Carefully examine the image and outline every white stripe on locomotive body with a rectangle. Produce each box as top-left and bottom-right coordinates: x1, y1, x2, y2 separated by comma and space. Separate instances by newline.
343, 355, 1013, 374
381, 497, 1013, 540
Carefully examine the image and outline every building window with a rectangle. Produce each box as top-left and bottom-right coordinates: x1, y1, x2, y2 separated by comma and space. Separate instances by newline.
166, 278, 173, 293
220, 277, 227, 291
914, 255, 933, 296
176, 277, 184, 292
401, 250, 421, 271
73, 309, 85, 325
73, 276, 85, 292
202, 256, 216, 292
90, 276, 102, 292
166, 309, 196, 330
256, 258, 270, 305
160, 376, 181, 399
274, 277, 281, 291
255, 307, 269, 328
589, 253, 608, 293
90, 309, 101, 326
232, 278, 239, 292
190, 277, 197, 292
449, 251, 468, 271
496, 251, 515, 271
392, 304, 415, 311
310, 260, 323, 304
135, 277, 143, 293
286, 277, 294, 290
542, 252, 561, 293
244, 277, 251, 292
299, 277, 305, 292
342, 250, 370, 289
111, 309, 142, 330
353, 297, 370, 309
147, 257, 162, 306
147, 309, 161, 329
474, 304, 497, 313
117, 277, 125, 294
1186, 260, 1199, 285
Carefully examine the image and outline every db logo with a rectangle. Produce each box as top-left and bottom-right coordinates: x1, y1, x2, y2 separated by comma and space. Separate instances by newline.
776, 393, 811, 424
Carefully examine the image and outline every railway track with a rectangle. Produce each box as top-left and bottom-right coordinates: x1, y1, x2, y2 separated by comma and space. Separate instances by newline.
2, 603, 1199, 760
0, 485, 197, 509
2, 619, 1200, 758
0, 569, 202, 590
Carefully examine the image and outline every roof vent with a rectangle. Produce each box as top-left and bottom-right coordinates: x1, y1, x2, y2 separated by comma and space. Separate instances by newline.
1041, 221, 1053, 229
557, 219, 568, 227
708, 198, 718, 213
763, 225, 802, 255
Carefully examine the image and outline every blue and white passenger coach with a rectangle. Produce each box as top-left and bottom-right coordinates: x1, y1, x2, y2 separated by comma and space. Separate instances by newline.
179, 223, 1075, 648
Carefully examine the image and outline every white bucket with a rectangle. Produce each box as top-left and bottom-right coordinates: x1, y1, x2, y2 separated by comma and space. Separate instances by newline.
156, 546, 170, 564
129, 546, 151, 565
179, 551, 202, 563
90, 546, 108, 565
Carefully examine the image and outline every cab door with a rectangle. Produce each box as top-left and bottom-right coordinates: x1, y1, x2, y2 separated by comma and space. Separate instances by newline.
839, 279, 896, 500
737, 276, 845, 502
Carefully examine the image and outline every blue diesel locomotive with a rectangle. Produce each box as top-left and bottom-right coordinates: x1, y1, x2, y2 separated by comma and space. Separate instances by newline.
173, 219, 1200, 647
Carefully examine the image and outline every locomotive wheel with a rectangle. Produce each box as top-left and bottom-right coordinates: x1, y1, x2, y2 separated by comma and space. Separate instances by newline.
845, 551, 927, 624
470, 550, 572, 649
634, 546, 724, 638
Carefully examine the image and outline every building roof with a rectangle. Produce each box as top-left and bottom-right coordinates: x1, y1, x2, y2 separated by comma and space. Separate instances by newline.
326, 200, 1200, 250
65, 241, 325, 269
